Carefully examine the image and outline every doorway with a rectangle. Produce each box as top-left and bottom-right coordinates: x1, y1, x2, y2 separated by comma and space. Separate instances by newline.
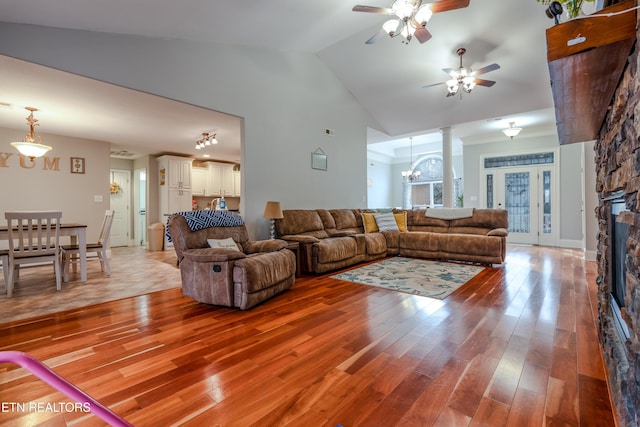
110, 169, 131, 247
134, 168, 147, 246
481, 153, 557, 246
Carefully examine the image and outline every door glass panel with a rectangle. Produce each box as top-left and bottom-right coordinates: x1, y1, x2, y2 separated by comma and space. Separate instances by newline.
486, 174, 493, 208
505, 172, 530, 233
543, 170, 551, 234
433, 183, 443, 206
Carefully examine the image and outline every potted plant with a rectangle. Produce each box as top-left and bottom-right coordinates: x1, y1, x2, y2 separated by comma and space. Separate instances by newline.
537, 0, 595, 19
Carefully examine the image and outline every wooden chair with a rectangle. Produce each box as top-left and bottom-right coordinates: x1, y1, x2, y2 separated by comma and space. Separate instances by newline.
4, 211, 63, 298
0, 250, 9, 293
61, 210, 114, 282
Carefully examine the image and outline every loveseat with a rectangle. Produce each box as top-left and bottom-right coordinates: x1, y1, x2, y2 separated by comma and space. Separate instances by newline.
275, 208, 508, 274
167, 212, 296, 309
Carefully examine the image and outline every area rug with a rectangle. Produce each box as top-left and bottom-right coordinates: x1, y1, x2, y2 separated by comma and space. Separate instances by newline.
331, 257, 486, 299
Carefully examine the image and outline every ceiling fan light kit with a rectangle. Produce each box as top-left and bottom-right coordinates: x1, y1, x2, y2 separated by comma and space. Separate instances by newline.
353, 0, 470, 45
423, 47, 500, 98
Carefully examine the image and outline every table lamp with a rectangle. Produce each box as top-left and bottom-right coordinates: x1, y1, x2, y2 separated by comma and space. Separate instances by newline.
263, 201, 283, 239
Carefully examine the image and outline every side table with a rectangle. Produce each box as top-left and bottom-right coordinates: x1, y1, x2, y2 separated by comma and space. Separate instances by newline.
286, 242, 301, 278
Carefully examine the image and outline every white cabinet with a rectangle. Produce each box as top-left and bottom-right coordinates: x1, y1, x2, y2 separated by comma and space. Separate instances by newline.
232, 171, 241, 197
167, 157, 192, 189
208, 162, 234, 197
191, 167, 208, 196
157, 155, 194, 249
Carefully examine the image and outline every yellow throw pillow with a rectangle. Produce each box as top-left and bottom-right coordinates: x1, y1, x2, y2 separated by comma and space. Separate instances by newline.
394, 211, 407, 232
361, 213, 379, 233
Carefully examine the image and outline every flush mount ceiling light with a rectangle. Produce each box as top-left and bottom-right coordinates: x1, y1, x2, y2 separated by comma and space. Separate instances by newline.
502, 122, 522, 139
10, 107, 52, 159
195, 132, 218, 150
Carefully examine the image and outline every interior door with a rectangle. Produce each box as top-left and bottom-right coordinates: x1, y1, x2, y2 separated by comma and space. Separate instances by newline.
110, 169, 130, 247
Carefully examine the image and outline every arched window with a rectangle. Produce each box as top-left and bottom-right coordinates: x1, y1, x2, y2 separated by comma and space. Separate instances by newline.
403, 155, 461, 209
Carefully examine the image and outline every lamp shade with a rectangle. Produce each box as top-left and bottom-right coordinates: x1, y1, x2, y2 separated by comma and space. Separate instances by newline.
11, 141, 52, 158
263, 201, 283, 219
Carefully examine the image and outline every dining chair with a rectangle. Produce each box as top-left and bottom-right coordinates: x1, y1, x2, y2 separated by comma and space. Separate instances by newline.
0, 250, 9, 292
4, 211, 63, 298
61, 210, 115, 282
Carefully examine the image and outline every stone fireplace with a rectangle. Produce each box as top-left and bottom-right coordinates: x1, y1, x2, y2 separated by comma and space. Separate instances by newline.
595, 35, 640, 425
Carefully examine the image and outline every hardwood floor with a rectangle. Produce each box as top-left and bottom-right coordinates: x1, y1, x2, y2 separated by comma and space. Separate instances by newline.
0, 245, 616, 426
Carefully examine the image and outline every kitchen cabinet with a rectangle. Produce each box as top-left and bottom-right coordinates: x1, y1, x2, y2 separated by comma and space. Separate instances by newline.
191, 167, 208, 196
166, 157, 192, 188
157, 155, 194, 249
208, 162, 234, 197
232, 171, 241, 197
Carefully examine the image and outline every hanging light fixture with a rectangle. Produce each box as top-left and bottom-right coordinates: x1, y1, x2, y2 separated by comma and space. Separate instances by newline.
401, 137, 421, 181
355, 0, 434, 45
10, 107, 52, 159
382, 0, 433, 44
195, 132, 218, 150
502, 122, 522, 139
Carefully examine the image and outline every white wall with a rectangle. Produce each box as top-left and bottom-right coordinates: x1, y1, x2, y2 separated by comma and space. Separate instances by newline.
0, 23, 379, 239
0, 127, 110, 242
367, 154, 393, 209
583, 140, 598, 260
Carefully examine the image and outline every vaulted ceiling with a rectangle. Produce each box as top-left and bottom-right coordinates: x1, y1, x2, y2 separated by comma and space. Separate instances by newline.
0, 0, 562, 159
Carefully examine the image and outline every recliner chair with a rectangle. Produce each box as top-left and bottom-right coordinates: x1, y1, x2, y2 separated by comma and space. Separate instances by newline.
167, 213, 295, 310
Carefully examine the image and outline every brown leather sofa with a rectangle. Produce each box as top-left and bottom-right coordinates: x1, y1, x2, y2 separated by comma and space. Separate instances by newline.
167, 214, 296, 309
275, 208, 508, 274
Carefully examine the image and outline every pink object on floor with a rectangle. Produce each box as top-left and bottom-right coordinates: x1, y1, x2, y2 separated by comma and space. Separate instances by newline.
0, 351, 132, 427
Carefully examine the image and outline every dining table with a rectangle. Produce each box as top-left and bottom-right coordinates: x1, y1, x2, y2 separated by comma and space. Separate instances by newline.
0, 223, 88, 283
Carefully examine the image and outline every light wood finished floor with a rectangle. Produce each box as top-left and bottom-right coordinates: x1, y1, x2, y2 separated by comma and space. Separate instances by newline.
0, 245, 616, 426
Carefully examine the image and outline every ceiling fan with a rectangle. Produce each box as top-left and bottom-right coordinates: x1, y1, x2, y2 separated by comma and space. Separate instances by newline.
353, 0, 470, 45
423, 47, 500, 97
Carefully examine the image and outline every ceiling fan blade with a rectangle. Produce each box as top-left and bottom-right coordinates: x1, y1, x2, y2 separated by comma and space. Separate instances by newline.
352, 5, 394, 14
474, 63, 500, 76
431, 0, 470, 14
475, 78, 496, 87
442, 68, 453, 74
365, 28, 386, 44
414, 27, 432, 44
422, 81, 446, 89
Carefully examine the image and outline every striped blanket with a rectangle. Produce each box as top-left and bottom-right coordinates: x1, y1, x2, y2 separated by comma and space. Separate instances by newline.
166, 210, 244, 242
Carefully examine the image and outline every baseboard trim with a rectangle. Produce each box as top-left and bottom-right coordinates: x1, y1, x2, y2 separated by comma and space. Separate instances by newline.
558, 239, 583, 249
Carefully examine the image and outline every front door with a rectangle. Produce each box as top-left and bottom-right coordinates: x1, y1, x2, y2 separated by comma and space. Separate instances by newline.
483, 165, 556, 246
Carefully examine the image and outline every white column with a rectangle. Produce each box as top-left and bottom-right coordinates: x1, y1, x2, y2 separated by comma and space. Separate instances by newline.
441, 127, 453, 207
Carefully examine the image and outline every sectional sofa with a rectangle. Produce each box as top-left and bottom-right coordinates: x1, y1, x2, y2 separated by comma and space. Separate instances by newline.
274, 208, 508, 274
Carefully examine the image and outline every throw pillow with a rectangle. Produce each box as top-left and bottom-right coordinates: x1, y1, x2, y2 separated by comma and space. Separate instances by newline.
393, 211, 408, 232
361, 213, 379, 233
375, 212, 399, 232
207, 237, 242, 251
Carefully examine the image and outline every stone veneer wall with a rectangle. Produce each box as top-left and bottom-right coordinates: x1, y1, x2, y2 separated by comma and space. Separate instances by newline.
595, 29, 640, 426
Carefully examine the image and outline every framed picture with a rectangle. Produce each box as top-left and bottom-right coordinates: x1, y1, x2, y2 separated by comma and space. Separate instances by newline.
70, 157, 85, 174
312, 149, 327, 171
